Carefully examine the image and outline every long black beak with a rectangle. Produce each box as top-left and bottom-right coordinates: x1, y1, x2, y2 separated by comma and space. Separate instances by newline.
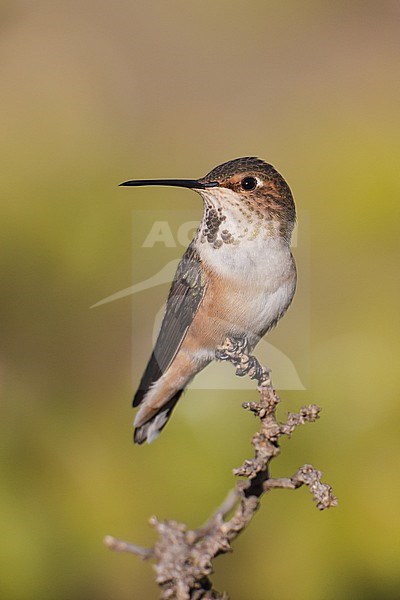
119, 178, 219, 189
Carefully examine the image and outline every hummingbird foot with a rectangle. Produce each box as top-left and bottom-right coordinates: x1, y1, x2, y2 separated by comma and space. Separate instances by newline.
215, 335, 248, 359
215, 336, 271, 385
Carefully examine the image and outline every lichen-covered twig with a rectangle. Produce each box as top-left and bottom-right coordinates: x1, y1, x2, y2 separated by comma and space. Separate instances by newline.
105, 337, 337, 599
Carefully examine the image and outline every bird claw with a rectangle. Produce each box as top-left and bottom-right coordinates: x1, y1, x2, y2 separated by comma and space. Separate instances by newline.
215, 336, 249, 362
215, 337, 270, 385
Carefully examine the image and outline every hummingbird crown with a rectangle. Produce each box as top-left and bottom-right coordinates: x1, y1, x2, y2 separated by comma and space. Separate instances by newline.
201, 156, 276, 182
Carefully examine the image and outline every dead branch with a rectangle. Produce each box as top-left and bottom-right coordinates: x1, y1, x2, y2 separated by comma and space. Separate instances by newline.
105, 337, 337, 599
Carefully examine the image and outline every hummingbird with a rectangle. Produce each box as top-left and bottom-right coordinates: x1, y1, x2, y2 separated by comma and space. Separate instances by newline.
120, 157, 297, 444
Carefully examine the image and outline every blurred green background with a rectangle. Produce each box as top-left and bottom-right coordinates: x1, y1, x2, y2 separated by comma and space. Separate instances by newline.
1, 1, 399, 599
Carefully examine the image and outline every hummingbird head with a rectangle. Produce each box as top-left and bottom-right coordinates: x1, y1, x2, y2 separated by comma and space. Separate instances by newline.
198, 156, 295, 235
120, 156, 295, 244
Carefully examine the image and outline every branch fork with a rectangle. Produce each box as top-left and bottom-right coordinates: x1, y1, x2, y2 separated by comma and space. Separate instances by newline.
105, 337, 337, 599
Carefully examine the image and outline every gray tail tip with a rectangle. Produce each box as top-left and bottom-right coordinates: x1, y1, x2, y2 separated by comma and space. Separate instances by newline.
132, 393, 183, 445
133, 429, 146, 445
133, 426, 158, 445
133, 408, 171, 445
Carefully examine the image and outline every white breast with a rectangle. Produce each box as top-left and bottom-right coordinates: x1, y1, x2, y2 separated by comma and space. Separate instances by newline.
200, 233, 291, 281
196, 231, 296, 345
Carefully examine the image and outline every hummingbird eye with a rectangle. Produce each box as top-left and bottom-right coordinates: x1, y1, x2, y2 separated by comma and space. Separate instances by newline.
240, 176, 258, 191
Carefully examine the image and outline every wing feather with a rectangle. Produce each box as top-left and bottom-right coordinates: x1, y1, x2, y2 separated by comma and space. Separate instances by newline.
133, 243, 206, 407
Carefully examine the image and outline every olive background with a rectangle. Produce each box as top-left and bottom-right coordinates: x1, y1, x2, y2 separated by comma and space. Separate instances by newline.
1, 1, 399, 599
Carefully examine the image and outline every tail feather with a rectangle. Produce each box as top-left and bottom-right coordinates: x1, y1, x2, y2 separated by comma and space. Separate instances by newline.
133, 345, 201, 444
133, 391, 182, 444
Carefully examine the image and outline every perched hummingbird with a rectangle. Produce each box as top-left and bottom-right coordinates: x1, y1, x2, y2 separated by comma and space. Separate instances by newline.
120, 157, 297, 444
